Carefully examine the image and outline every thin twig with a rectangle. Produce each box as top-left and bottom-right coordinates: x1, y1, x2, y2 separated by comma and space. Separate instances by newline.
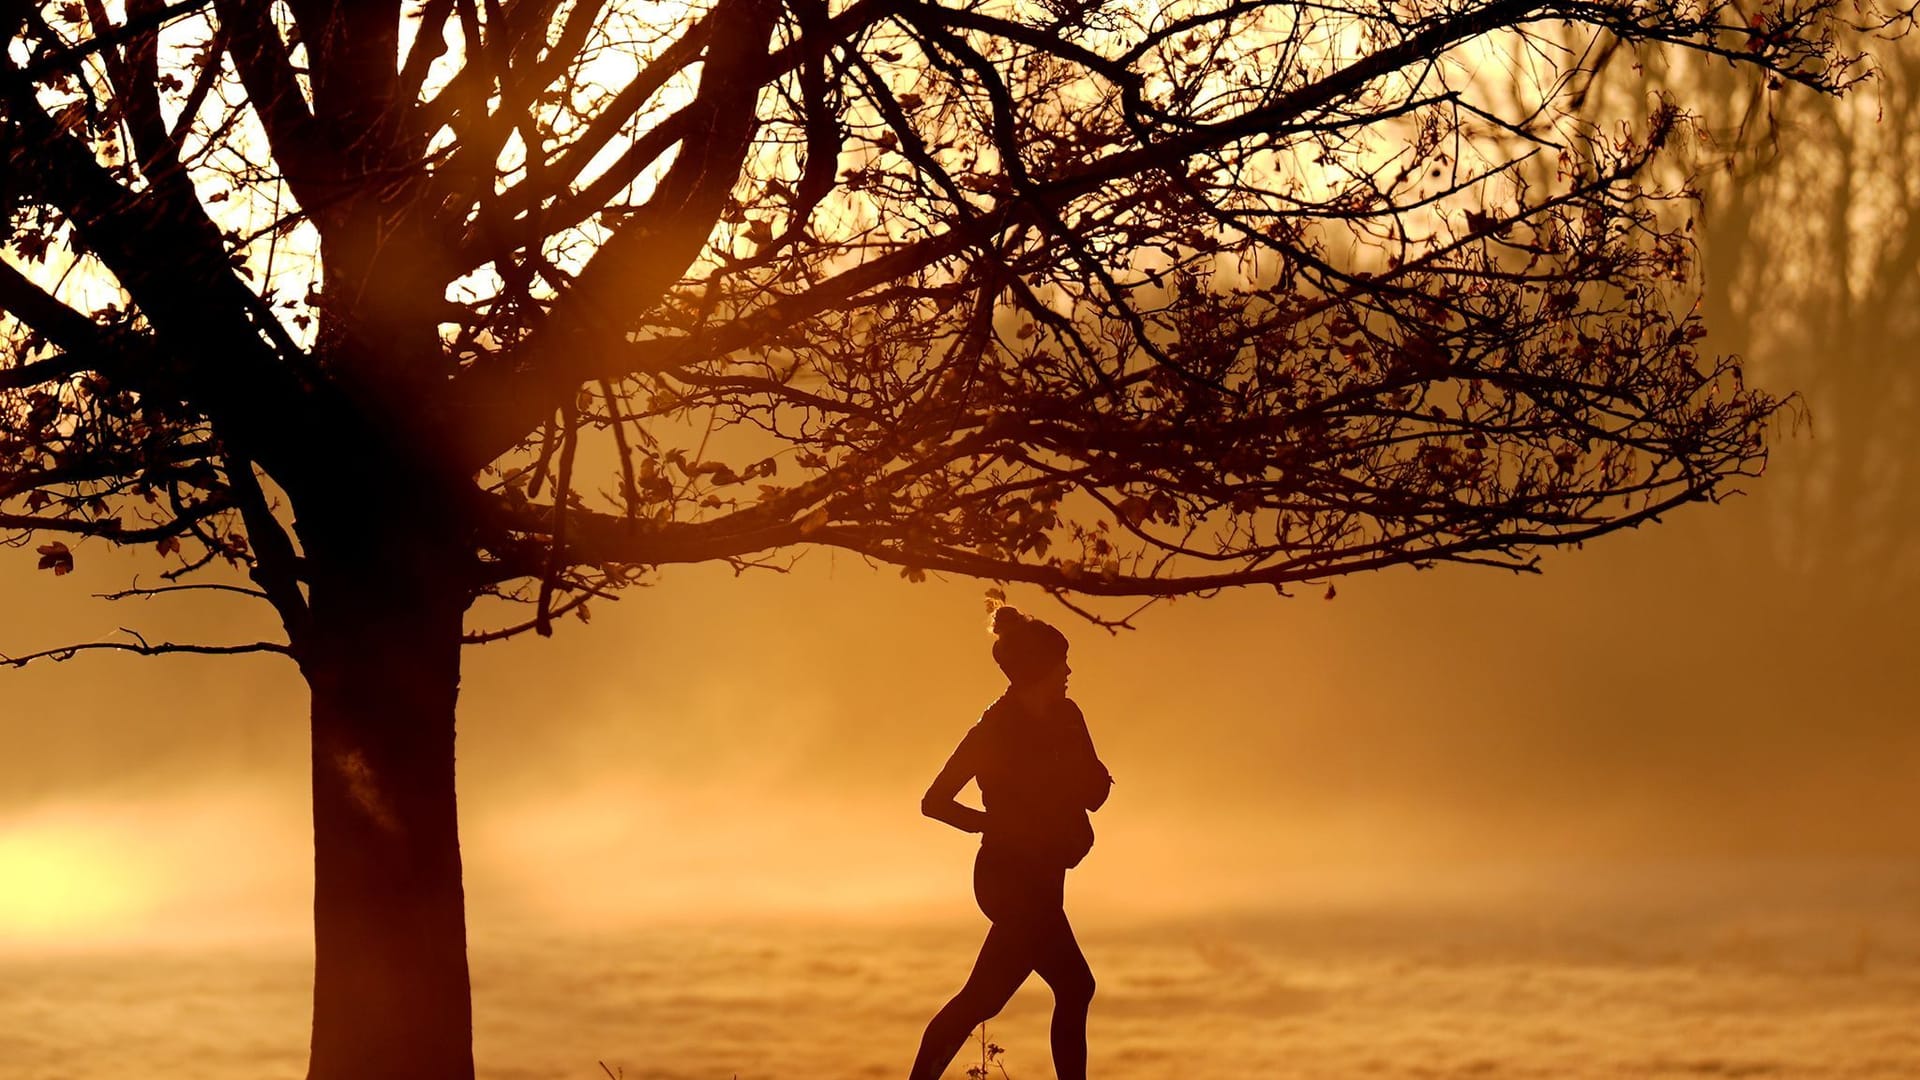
95, 582, 271, 601
0, 636, 292, 668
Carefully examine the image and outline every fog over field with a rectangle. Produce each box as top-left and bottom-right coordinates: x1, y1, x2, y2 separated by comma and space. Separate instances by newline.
7, 861, 1920, 1080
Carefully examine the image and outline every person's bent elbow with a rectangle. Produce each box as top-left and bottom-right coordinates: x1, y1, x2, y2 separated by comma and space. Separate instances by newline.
1085, 772, 1113, 812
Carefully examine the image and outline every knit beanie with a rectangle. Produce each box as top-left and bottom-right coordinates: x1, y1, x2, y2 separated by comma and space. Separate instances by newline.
990, 605, 1069, 685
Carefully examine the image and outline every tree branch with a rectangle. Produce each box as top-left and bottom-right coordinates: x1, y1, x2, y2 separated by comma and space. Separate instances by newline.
0, 632, 291, 668
18, 0, 215, 80
212, 0, 337, 214
95, 582, 271, 600
453, 0, 1588, 463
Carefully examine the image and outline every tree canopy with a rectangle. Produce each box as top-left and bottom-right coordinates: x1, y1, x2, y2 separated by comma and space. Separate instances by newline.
5, 0, 1899, 648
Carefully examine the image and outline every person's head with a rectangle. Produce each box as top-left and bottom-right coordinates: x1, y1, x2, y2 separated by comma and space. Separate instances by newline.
990, 605, 1071, 701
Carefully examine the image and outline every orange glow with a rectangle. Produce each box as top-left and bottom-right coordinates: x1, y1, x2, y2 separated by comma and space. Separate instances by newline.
0, 798, 307, 949
0, 811, 156, 941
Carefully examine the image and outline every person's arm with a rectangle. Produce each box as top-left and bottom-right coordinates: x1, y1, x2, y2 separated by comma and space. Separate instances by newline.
1083, 764, 1113, 812
921, 728, 990, 834
1067, 703, 1114, 812
1081, 758, 1113, 812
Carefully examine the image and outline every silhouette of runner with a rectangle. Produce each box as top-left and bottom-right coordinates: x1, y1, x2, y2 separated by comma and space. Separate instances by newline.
909, 606, 1113, 1080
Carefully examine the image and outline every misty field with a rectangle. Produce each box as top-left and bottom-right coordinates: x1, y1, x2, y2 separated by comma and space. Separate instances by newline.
4, 860, 1916, 1080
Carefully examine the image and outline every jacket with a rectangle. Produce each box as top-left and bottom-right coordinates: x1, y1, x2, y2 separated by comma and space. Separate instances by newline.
953, 695, 1112, 868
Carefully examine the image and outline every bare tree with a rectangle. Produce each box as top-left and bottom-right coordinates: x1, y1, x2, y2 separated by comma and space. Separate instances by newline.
1, 0, 1905, 1076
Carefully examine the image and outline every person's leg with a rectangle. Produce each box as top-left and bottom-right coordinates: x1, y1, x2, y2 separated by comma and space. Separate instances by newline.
1032, 913, 1095, 1080
907, 919, 1037, 1080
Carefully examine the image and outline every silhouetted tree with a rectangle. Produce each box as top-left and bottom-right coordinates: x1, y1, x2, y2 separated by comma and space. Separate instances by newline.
1, 1, 1905, 1076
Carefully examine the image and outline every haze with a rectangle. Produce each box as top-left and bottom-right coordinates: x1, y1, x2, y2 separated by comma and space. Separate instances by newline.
5, 120, 1917, 938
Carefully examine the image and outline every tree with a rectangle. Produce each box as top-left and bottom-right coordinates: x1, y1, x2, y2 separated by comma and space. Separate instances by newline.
1545, 10, 1920, 593
0, 0, 1903, 1076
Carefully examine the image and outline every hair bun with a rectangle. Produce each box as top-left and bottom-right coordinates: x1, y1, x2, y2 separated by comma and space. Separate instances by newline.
988, 604, 1069, 684
990, 604, 1028, 637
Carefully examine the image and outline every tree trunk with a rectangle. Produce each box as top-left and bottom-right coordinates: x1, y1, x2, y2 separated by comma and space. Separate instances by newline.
299, 517, 475, 1080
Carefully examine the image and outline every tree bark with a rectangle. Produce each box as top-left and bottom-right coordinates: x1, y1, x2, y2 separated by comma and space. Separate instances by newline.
299, 515, 475, 1080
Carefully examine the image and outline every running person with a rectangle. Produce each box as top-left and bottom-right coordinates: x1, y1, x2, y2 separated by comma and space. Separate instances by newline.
909, 606, 1113, 1080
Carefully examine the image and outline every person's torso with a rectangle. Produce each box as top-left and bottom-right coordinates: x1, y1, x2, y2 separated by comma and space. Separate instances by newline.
973, 696, 1097, 867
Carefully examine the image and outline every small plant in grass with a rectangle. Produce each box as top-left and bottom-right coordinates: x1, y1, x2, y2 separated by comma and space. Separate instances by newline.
965, 1023, 1012, 1080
